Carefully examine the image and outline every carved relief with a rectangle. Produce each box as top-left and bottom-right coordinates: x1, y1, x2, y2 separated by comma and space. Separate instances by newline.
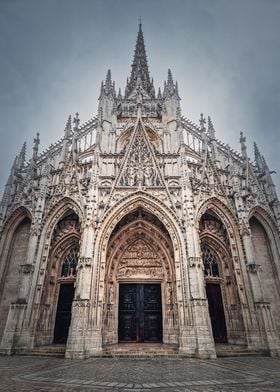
117, 122, 163, 188
117, 239, 163, 279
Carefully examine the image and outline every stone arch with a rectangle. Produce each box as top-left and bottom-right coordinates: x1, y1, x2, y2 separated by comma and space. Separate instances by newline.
34, 207, 81, 346
43, 197, 84, 236
196, 197, 239, 231
196, 197, 246, 271
92, 192, 187, 348
0, 207, 32, 341
32, 197, 83, 305
248, 206, 280, 332
248, 205, 280, 254
198, 199, 248, 345
2, 205, 32, 233
102, 210, 179, 345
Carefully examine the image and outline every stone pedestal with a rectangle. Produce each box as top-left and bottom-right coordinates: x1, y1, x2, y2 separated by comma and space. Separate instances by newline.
255, 302, 280, 357
0, 303, 27, 355
187, 255, 216, 359
65, 299, 90, 359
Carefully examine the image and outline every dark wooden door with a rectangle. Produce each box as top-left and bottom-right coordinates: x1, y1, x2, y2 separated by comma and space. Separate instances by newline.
206, 283, 227, 343
53, 283, 75, 344
118, 284, 162, 342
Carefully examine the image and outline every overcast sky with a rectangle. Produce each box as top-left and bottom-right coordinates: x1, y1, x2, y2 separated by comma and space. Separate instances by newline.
0, 0, 279, 193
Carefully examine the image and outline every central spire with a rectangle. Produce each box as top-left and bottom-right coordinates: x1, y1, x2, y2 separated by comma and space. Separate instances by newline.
125, 22, 155, 99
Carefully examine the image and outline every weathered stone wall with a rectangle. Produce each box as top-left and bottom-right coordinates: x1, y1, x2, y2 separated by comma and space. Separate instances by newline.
0, 217, 31, 340
250, 216, 280, 333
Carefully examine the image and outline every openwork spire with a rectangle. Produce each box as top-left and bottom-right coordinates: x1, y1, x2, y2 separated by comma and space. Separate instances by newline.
125, 22, 154, 99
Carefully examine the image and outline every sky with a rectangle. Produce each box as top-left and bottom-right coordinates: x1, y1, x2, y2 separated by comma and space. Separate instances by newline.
0, 0, 279, 193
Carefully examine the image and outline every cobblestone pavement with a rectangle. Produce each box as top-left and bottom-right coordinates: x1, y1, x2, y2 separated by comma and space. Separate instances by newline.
0, 355, 279, 391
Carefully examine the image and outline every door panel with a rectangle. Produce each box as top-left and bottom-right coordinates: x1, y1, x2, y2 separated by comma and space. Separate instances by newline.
206, 283, 227, 343
144, 284, 162, 342
53, 283, 75, 344
118, 283, 162, 342
118, 284, 137, 341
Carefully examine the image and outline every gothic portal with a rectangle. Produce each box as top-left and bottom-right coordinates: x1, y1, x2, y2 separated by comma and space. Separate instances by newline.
0, 23, 280, 359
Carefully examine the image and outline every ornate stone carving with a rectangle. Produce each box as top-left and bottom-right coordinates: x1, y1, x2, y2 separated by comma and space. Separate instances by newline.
246, 263, 262, 273
117, 239, 163, 279
19, 264, 34, 274
117, 121, 163, 188
78, 257, 92, 268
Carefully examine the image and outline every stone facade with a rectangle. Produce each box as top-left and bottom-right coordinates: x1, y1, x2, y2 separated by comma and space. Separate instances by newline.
0, 24, 280, 359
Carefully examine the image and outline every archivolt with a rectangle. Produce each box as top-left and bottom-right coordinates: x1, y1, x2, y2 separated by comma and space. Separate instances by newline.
196, 197, 239, 238
248, 205, 279, 240
106, 218, 175, 281
98, 191, 183, 258
2, 205, 32, 234
43, 197, 83, 240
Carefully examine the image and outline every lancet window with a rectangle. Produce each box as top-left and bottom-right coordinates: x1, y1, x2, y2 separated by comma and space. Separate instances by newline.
60, 246, 79, 279
202, 244, 220, 277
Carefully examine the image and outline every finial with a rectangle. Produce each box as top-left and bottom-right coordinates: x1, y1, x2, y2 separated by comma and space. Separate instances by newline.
33, 132, 40, 161
64, 115, 72, 137
199, 113, 206, 132
99, 80, 104, 99
254, 142, 260, 157
208, 116, 215, 139
239, 131, 248, 161
20, 142, 26, 159
105, 69, 111, 86
139, 16, 142, 28
167, 69, 173, 85
254, 142, 266, 173
18, 142, 26, 169
118, 88, 122, 100
73, 112, 80, 129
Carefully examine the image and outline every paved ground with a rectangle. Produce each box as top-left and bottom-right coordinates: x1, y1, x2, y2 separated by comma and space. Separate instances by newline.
0, 355, 279, 391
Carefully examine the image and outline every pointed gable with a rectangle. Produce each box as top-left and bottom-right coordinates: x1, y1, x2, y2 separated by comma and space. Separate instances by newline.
116, 115, 163, 188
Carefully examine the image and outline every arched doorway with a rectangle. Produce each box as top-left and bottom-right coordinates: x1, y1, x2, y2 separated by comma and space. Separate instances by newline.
202, 244, 227, 343
53, 245, 79, 344
249, 215, 280, 332
199, 211, 245, 345
0, 216, 31, 340
102, 208, 178, 346
36, 211, 80, 346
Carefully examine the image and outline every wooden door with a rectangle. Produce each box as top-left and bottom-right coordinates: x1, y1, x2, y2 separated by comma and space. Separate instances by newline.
118, 283, 162, 342
206, 283, 227, 343
53, 283, 75, 344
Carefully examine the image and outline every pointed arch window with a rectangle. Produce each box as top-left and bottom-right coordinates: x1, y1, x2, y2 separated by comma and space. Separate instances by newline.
60, 246, 79, 279
202, 244, 220, 277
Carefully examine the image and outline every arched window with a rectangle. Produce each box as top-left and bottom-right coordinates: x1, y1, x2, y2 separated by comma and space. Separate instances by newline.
60, 246, 79, 278
202, 244, 220, 277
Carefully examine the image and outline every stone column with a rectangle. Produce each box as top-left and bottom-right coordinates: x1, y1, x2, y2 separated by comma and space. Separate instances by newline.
66, 222, 95, 359
185, 224, 216, 359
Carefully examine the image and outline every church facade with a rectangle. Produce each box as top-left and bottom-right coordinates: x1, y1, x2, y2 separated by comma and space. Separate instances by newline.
0, 24, 280, 359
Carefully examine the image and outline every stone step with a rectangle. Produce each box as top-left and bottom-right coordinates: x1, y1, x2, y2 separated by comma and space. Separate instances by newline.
102, 343, 180, 358
216, 345, 268, 358
100, 352, 182, 358
22, 345, 66, 358
217, 350, 267, 357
